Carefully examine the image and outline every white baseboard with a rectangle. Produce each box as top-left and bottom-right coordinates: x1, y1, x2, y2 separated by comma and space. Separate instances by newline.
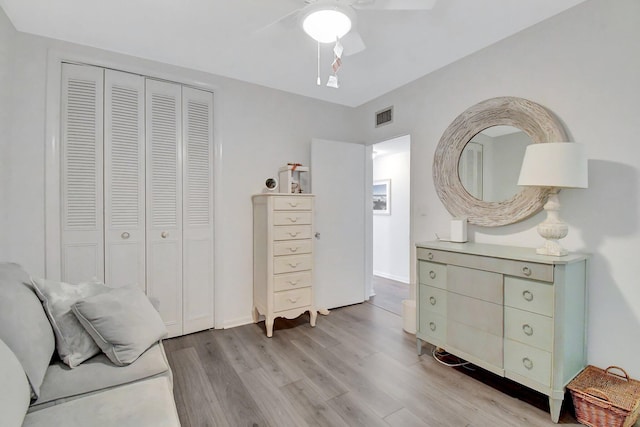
221, 315, 254, 329
373, 271, 410, 284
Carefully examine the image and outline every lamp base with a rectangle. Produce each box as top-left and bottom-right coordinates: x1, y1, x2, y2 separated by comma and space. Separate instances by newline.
536, 191, 569, 257
536, 240, 568, 257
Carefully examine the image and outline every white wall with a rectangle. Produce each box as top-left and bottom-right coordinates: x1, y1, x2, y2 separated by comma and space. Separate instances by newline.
373, 137, 410, 283
0, 8, 14, 260
355, 0, 640, 377
0, 15, 360, 327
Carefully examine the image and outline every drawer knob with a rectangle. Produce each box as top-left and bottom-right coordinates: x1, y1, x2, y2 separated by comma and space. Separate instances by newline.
287, 297, 299, 303
429, 271, 436, 279
289, 202, 299, 207
288, 262, 299, 268
288, 280, 299, 286
289, 232, 300, 237
121, 231, 130, 239
522, 324, 534, 336
289, 247, 299, 252
522, 357, 534, 370
427, 252, 434, 260
429, 296, 437, 305
522, 290, 534, 302
429, 322, 436, 331
522, 266, 532, 276
288, 217, 298, 223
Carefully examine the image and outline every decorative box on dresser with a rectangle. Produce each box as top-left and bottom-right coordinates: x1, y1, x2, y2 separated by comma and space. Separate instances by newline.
416, 241, 588, 423
252, 194, 317, 337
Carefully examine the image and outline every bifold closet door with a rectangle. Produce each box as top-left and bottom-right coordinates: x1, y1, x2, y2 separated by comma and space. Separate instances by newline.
146, 79, 183, 337
104, 70, 146, 290
182, 87, 214, 334
60, 63, 105, 284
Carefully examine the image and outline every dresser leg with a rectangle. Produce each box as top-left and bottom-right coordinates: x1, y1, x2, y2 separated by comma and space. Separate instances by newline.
549, 397, 563, 423
266, 317, 274, 338
309, 309, 318, 327
417, 338, 423, 355
252, 307, 259, 323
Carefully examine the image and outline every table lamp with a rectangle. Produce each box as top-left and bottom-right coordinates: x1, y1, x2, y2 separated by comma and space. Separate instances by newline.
517, 142, 588, 256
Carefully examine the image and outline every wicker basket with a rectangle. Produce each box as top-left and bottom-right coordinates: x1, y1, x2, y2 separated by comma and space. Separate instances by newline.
568, 366, 640, 427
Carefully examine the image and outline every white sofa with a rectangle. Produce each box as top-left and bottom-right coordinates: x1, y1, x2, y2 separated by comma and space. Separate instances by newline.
0, 263, 181, 427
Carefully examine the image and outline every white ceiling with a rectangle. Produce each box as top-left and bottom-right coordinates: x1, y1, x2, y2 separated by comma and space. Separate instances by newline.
0, 0, 587, 107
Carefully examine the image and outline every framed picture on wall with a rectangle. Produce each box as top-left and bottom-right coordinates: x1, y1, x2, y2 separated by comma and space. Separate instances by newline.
373, 179, 391, 215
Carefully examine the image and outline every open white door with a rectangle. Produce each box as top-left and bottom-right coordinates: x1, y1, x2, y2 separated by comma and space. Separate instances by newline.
311, 139, 372, 310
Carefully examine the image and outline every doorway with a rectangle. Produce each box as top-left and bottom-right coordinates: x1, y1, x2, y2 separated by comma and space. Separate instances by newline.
368, 135, 410, 315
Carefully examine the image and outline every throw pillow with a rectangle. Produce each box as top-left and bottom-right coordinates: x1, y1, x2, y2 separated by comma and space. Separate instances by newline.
31, 277, 111, 368
0, 263, 55, 399
71, 285, 168, 366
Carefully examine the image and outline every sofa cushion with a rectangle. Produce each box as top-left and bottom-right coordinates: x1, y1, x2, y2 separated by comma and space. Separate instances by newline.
23, 376, 180, 427
30, 342, 171, 409
31, 277, 111, 368
72, 285, 168, 366
0, 263, 55, 399
0, 337, 31, 427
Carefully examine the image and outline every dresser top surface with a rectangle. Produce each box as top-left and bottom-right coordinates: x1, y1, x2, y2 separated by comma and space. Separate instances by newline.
252, 193, 315, 199
416, 241, 588, 265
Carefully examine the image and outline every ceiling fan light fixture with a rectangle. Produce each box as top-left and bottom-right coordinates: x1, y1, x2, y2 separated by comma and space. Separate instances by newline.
302, 9, 352, 43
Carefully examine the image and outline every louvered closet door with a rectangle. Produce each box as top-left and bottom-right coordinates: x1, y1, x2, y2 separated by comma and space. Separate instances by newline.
104, 70, 146, 290
60, 64, 104, 284
182, 87, 214, 334
146, 79, 183, 337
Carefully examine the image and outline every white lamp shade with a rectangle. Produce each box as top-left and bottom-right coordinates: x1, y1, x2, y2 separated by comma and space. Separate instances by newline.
302, 9, 352, 43
517, 142, 588, 188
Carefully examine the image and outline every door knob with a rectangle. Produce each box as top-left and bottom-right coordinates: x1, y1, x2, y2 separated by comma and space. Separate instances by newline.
121, 232, 130, 239
161, 231, 169, 238
315, 232, 320, 239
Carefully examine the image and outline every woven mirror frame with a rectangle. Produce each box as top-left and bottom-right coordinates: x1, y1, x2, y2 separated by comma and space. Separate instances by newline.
433, 97, 568, 227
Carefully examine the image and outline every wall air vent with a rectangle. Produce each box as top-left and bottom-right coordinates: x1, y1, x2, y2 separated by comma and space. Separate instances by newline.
375, 106, 393, 128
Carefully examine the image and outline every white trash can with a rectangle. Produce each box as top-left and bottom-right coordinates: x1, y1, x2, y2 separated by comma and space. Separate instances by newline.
402, 299, 416, 334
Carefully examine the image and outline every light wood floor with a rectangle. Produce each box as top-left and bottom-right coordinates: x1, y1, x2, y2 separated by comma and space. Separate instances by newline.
369, 275, 410, 315
164, 303, 580, 426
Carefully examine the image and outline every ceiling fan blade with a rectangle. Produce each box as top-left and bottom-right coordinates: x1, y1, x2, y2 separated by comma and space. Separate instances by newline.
352, 0, 437, 11
341, 30, 366, 56
253, 7, 302, 36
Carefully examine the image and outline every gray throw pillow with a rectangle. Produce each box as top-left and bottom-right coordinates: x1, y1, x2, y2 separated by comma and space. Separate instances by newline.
31, 277, 111, 368
71, 285, 168, 366
0, 263, 55, 399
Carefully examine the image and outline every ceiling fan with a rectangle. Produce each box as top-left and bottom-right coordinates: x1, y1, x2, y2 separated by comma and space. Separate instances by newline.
270, 0, 438, 56
263, 0, 437, 87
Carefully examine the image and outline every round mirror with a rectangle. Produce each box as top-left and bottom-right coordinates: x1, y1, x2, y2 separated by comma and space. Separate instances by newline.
433, 97, 568, 227
458, 126, 531, 202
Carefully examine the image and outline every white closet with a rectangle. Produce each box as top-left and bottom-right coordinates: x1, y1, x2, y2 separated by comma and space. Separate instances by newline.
60, 63, 214, 337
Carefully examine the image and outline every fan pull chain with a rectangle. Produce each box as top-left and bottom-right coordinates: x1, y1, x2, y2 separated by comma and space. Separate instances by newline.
316, 41, 321, 86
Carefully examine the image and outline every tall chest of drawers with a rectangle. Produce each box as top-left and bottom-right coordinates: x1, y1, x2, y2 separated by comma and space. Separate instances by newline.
416, 241, 588, 423
252, 194, 317, 337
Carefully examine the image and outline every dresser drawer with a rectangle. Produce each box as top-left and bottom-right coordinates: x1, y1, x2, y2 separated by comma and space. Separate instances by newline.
416, 247, 553, 282
505, 307, 553, 352
447, 292, 503, 336
274, 271, 312, 292
505, 277, 553, 317
448, 265, 503, 304
274, 288, 312, 312
273, 239, 312, 256
274, 254, 312, 274
273, 225, 312, 241
418, 311, 446, 343
418, 261, 447, 289
419, 285, 447, 316
273, 197, 312, 211
504, 339, 552, 387
447, 320, 503, 370
273, 211, 312, 225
